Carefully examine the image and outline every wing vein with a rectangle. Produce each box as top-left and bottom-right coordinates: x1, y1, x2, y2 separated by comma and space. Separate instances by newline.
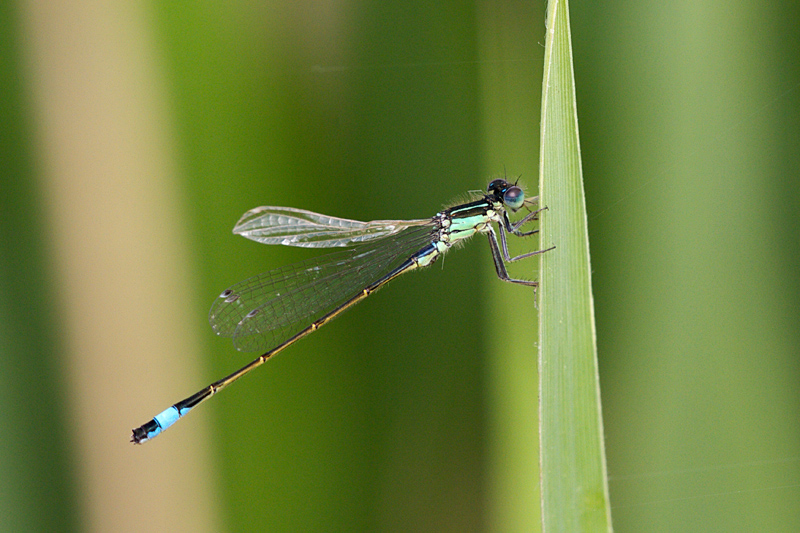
209, 223, 436, 352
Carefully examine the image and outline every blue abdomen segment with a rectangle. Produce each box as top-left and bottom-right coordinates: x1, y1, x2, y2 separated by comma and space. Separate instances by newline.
152, 405, 182, 433
131, 394, 202, 443
131, 405, 189, 443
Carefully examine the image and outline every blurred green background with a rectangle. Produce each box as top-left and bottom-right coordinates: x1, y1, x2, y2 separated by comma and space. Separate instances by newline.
1, 1, 798, 532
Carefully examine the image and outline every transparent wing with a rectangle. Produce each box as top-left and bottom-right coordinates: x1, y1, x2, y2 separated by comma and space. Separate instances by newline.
209, 223, 436, 352
234, 206, 430, 248
522, 195, 540, 209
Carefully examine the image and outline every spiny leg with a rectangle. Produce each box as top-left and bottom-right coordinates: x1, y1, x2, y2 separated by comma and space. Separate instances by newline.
498, 219, 556, 263
508, 205, 549, 236
486, 226, 540, 286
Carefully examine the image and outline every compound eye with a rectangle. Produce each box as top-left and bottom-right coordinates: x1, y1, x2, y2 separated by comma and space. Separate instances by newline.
503, 185, 524, 211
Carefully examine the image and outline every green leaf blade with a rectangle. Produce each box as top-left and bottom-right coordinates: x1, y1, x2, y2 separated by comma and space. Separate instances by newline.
538, 1, 612, 531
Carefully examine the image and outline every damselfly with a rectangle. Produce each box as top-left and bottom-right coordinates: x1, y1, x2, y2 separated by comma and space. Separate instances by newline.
131, 179, 553, 443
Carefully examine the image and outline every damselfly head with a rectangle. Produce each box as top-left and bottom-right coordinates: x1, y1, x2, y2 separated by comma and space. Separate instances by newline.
487, 179, 525, 212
